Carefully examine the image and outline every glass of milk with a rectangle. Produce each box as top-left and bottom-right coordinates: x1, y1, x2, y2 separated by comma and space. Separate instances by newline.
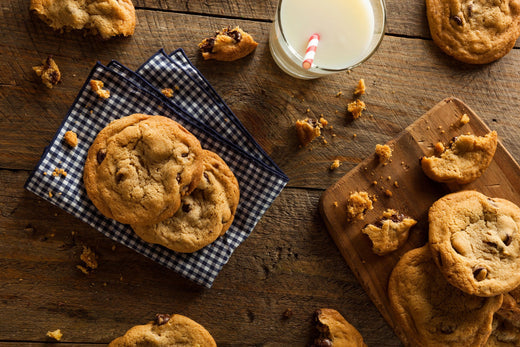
269, 0, 386, 79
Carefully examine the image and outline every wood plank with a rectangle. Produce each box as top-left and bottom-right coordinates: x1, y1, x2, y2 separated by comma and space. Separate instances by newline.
0, 169, 399, 345
2, 3, 520, 191
319, 97, 520, 344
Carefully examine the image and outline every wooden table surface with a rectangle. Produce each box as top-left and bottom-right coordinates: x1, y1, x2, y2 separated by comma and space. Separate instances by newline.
2, 0, 520, 346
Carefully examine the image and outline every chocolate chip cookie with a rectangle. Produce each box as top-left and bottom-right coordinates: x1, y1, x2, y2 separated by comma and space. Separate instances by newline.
131, 150, 240, 253
199, 26, 258, 61
421, 131, 497, 184
312, 308, 367, 347
388, 245, 503, 346
429, 190, 520, 297
83, 114, 204, 226
30, 0, 136, 39
426, 0, 520, 64
362, 209, 417, 255
108, 313, 216, 347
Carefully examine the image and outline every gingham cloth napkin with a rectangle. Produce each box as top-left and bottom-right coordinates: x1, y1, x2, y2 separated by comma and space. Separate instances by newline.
25, 50, 288, 288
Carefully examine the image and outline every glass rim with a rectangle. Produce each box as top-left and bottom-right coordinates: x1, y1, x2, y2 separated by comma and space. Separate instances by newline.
275, 0, 387, 73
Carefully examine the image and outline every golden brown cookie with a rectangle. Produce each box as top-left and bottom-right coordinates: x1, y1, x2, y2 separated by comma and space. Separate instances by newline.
295, 118, 322, 146
426, 0, 520, 64
421, 131, 497, 184
486, 314, 520, 346
199, 26, 258, 61
131, 150, 240, 253
30, 0, 136, 39
388, 245, 503, 346
312, 308, 367, 347
429, 191, 520, 297
362, 209, 417, 255
83, 114, 204, 226
108, 313, 216, 347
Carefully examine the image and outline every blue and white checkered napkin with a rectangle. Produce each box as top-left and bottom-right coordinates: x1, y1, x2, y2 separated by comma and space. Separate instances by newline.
25, 49, 288, 288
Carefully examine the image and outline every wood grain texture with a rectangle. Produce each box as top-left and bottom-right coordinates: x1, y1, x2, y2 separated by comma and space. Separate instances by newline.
0, 169, 398, 345
320, 98, 520, 345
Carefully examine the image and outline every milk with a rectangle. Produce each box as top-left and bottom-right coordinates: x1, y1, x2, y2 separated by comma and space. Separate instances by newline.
269, 0, 385, 79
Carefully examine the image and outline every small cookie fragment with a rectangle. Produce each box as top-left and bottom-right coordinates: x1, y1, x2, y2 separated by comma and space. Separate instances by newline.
312, 308, 367, 347
375, 144, 392, 163
496, 287, 520, 325
30, 0, 136, 39
295, 118, 322, 146
161, 88, 174, 98
199, 26, 258, 61
33, 56, 61, 89
330, 159, 341, 171
347, 99, 366, 119
108, 314, 216, 347
46, 329, 62, 341
354, 78, 366, 95
460, 113, 470, 125
90, 79, 110, 99
362, 209, 417, 255
77, 246, 98, 274
64, 130, 78, 147
421, 131, 498, 184
346, 191, 374, 222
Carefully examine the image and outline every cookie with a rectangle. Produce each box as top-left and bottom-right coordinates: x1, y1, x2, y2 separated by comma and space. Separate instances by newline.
425, 0, 520, 64
496, 287, 520, 327
295, 118, 322, 146
83, 114, 204, 226
362, 209, 417, 255
421, 131, 497, 184
131, 150, 240, 253
388, 245, 503, 346
30, 0, 136, 39
312, 308, 366, 347
199, 26, 258, 61
429, 190, 520, 296
33, 56, 61, 89
108, 313, 216, 347
486, 314, 520, 346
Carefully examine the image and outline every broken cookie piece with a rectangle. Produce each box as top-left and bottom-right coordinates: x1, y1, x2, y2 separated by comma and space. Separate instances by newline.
199, 26, 258, 61
90, 79, 110, 99
295, 118, 322, 146
33, 56, 61, 89
362, 209, 417, 255
46, 329, 63, 341
346, 191, 374, 222
375, 144, 392, 163
30, 0, 136, 39
420, 131, 497, 184
312, 308, 367, 347
64, 130, 78, 147
347, 99, 366, 119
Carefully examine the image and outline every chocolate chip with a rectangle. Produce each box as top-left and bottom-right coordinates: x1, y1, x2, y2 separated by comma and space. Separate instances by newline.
200, 37, 215, 53
473, 267, 488, 281
203, 172, 210, 182
226, 29, 242, 43
451, 15, 463, 25
155, 313, 171, 326
176, 173, 181, 183
504, 234, 512, 246
484, 241, 498, 249
467, 4, 473, 17
96, 149, 106, 164
389, 213, 406, 223
48, 70, 60, 85
182, 204, 191, 213
181, 152, 189, 157
115, 173, 124, 184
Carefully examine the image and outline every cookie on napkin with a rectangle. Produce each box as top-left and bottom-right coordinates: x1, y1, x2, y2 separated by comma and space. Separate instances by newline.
83, 113, 204, 226
132, 150, 240, 253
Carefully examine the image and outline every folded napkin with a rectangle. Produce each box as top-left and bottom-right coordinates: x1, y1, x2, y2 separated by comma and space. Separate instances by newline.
25, 49, 288, 288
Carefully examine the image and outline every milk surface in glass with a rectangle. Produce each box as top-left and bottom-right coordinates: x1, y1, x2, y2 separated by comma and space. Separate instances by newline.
270, 0, 379, 78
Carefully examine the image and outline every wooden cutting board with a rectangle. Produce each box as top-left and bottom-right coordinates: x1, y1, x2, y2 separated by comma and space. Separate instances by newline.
319, 97, 520, 345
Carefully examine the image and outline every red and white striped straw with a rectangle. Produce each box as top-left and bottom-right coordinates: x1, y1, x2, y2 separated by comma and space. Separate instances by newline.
302, 33, 320, 69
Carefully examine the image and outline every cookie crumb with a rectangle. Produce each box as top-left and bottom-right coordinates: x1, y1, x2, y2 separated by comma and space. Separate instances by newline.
330, 159, 341, 170
46, 329, 62, 341
52, 167, 67, 177
372, 181, 378, 185
48, 191, 53, 198
78, 246, 98, 274
434, 142, 445, 154
295, 118, 322, 146
333, 201, 338, 207
319, 116, 328, 127
384, 189, 393, 197
394, 181, 399, 188
33, 56, 61, 89
354, 78, 366, 95
346, 191, 374, 221
375, 144, 392, 163
89, 80, 110, 99
336, 91, 343, 97
64, 131, 78, 147
282, 308, 293, 319
347, 99, 366, 119
161, 88, 174, 98
459, 113, 470, 125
